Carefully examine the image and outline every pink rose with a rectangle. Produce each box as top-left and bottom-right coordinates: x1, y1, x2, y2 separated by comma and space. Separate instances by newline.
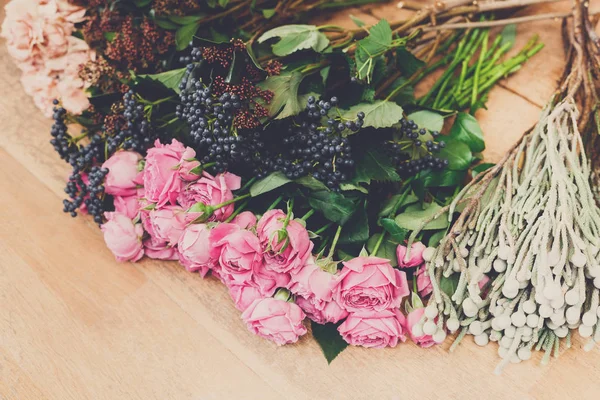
102, 151, 142, 196
209, 223, 263, 285
241, 297, 307, 345
101, 212, 144, 262
178, 172, 241, 221
231, 211, 257, 229
143, 236, 178, 261
143, 139, 187, 207
113, 195, 140, 219
289, 257, 348, 324
228, 284, 263, 311
296, 296, 348, 325
332, 256, 409, 313
396, 242, 426, 268
1, 0, 47, 66
178, 223, 216, 276
178, 148, 202, 181
338, 309, 407, 348
256, 209, 313, 274
404, 308, 436, 348
148, 206, 188, 246
415, 265, 433, 297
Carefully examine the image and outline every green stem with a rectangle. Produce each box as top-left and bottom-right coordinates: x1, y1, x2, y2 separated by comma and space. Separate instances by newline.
267, 195, 284, 211
391, 180, 414, 217
224, 200, 249, 223
371, 231, 386, 255
283, 198, 295, 228
213, 193, 251, 210
314, 222, 333, 235
471, 31, 489, 110
327, 226, 343, 259
239, 177, 257, 192
301, 209, 315, 221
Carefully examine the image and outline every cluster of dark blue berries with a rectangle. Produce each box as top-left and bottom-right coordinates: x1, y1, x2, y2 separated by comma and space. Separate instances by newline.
388, 117, 449, 175
260, 96, 361, 190
50, 91, 158, 223
176, 67, 246, 173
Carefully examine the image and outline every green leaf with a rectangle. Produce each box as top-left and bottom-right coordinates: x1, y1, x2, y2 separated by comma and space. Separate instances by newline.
380, 218, 408, 243
339, 182, 368, 194
219, 0, 229, 7
337, 249, 354, 262
439, 138, 473, 171
449, 112, 485, 152
311, 322, 348, 364
378, 193, 418, 218
472, 162, 495, 178
250, 172, 291, 197
138, 67, 187, 93
176, 23, 200, 50
422, 169, 465, 187
169, 15, 204, 25
308, 191, 357, 225
155, 18, 179, 30
339, 207, 369, 245
258, 25, 330, 56
366, 233, 398, 266
354, 148, 401, 184
320, 66, 331, 86
395, 202, 449, 231
440, 275, 459, 297
103, 32, 116, 42
407, 110, 444, 133
257, 72, 309, 119
262, 8, 276, 19
500, 24, 517, 50
134, 0, 152, 6
428, 230, 446, 247
396, 47, 425, 76
341, 101, 403, 130
295, 176, 329, 192
349, 14, 366, 27
354, 20, 392, 83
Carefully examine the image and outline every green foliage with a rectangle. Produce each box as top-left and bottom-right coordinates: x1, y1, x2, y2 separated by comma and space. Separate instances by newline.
500, 24, 517, 50
440, 275, 459, 297
339, 206, 369, 245
407, 110, 444, 132
137, 68, 188, 93
354, 148, 401, 184
395, 202, 449, 231
308, 191, 357, 225
295, 176, 330, 192
380, 218, 408, 243
341, 100, 403, 129
176, 23, 200, 50
257, 72, 313, 119
422, 169, 464, 188
366, 233, 398, 266
355, 20, 393, 82
396, 47, 425, 77
250, 172, 291, 197
311, 322, 348, 364
449, 112, 485, 152
439, 138, 473, 171
258, 25, 329, 56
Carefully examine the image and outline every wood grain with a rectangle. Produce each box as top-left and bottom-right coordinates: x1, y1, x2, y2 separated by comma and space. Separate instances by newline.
2, 1, 600, 399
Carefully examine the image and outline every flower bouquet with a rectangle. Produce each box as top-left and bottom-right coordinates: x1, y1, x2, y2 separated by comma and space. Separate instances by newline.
8, 0, 600, 369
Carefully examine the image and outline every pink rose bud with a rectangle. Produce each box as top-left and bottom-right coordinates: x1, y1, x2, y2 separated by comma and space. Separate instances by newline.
415, 265, 433, 297
142, 139, 187, 207
405, 308, 436, 348
256, 209, 313, 274
209, 223, 263, 286
332, 256, 409, 313
338, 309, 407, 348
178, 223, 216, 277
101, 151, 142, 196
178, 171, 241, 222
101, 212, 144, 262
113, 195, 140, 219
241, 297, 307, 345
178, 148, 202, 181
143, 236, 178, 261
147, 205, 189, 246
228, 284, 263, 311
396, 242, 426, 268
231, 211, 257, 229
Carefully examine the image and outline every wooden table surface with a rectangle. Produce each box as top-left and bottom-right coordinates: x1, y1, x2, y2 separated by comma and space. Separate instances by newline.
2, 1, 600, 399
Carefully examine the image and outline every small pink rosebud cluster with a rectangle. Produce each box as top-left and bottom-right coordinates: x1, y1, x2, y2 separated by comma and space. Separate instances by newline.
1, 0, 93, 116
